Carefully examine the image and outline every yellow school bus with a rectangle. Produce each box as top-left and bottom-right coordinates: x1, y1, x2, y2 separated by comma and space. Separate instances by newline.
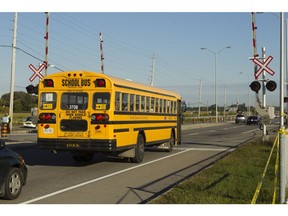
35, 70, 185, 162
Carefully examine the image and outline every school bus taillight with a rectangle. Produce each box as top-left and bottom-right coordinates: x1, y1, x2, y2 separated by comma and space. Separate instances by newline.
39, 113, 56, 123
44, 79, 54, 87
91, 114, 109, 122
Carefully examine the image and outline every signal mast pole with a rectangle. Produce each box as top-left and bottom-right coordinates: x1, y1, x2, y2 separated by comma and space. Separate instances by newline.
100, 32, 104, 74
44, 12, 50, 76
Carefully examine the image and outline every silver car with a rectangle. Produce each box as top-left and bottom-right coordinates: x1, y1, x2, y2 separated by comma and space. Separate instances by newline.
235, 114, 246, 124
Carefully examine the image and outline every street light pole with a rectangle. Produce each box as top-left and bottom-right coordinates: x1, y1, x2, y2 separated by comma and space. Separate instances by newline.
201, 46, 231, 123
239, 72, 251, 115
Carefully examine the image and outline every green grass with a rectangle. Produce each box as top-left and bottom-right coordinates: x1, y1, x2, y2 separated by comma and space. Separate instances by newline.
151, 138, 278, 204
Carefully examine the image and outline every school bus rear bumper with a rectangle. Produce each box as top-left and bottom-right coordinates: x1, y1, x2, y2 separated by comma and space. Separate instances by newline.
37, 138, 117, 152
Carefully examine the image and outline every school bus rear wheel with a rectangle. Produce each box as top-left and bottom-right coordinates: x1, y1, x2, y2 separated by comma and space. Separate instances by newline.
131, 133, 145, 163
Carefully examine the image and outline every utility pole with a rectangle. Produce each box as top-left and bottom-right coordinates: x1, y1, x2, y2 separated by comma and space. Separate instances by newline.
44, 12, 50, 76
100, 32, 104, 74
9, 12, 18, 132
150, 53, 155, 86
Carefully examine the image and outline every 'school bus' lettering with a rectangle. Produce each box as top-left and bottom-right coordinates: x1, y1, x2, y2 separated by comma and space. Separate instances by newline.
61, 79, 91, 87
36, 70, 186, 163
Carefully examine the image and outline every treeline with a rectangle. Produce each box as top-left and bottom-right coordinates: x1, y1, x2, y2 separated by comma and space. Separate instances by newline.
0, 91, 37, 113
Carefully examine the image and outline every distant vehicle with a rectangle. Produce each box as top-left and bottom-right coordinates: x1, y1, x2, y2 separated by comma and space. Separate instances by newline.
235, 114, 246, 124
0, 141, 28, 200
246, 116, 260, 125
23, 116, 36, 128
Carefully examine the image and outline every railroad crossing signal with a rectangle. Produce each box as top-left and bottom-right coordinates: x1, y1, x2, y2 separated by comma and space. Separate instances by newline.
249, 80, 277, 93
252, 55, 275, 79
29, 63, 45, 82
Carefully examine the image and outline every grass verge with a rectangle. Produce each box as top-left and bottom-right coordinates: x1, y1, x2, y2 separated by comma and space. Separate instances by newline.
151, 137, 279, 204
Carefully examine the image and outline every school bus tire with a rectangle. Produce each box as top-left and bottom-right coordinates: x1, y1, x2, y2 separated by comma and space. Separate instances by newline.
131, 133, 145, 163
166, 130, 175, 152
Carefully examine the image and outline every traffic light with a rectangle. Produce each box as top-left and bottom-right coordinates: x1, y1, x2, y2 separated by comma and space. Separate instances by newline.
26, 84, 38, 95
284, 97, 288, 103
249, 81, 261, 93
266, 80, 277, 92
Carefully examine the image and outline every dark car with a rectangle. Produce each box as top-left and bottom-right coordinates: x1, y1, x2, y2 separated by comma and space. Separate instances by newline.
235, 114, 246, 124
247, 115, 260, 125
0, 140, 28, 200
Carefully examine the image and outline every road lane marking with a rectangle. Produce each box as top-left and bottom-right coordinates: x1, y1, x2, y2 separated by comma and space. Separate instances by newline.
222, 128, 230, 131
242, 128, 259, 134
20, 149, 191, 204
174, 147, 234, 152
188, 133, 200, 136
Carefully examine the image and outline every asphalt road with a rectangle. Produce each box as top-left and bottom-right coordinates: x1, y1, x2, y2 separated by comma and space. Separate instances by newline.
0, 122, 278, 204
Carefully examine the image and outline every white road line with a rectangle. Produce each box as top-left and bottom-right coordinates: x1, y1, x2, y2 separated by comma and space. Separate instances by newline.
174, 147, 233, 152
222, 128, 230, 130
20, 149, 190, 204
242, 128, 259, 134
188, 133, 200, 136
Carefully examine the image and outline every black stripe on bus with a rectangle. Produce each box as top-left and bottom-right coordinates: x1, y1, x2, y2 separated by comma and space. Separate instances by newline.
114, 111, 177, 116
114, 84, 178, 98
134, 126, 176, 132
114, 128, 129, 133
92, 120, 177, 125
111, 120, 177, 125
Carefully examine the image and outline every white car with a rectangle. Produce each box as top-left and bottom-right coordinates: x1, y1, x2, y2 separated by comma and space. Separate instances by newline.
23, 116, 37, 128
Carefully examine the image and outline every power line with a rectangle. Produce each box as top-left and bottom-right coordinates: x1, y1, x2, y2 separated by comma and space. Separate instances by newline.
0, 44, 64, 71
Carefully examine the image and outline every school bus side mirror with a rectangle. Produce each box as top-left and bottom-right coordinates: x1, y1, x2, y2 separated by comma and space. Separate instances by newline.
181, 101, 187, 112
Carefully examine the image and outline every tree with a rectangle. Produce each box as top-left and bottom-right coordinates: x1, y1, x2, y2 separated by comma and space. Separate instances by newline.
0, 91, 37, 112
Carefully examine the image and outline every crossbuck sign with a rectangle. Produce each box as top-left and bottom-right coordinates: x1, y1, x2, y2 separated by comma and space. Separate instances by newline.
29, 63, 45, 82
252, 55, 275, 79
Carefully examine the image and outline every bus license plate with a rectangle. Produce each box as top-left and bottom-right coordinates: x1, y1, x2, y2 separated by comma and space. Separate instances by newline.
44, 128, 54, 134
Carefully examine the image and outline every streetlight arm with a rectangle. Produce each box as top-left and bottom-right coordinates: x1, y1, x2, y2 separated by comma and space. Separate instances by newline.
217, 46, 231, 54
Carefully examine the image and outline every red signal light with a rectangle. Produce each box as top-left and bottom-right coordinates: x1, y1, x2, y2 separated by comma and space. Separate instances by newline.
249, 81, 261, 93
26, 84, 38, 95
266, 80, 277, 92
94, 79, 106, 87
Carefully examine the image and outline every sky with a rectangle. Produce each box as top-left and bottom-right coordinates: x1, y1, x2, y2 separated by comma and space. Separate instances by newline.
0, 0, 288, 109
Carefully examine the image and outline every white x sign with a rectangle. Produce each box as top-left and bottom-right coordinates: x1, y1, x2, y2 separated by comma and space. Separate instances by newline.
252, 55, 275, 79
29, 63, 45, 82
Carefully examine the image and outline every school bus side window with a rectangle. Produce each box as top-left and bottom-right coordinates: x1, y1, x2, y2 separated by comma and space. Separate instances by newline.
93, 93, 110, 110
115, 92, 121, 111
136, 95, 140, 111
130, 94, 135, 111
151, 97, 155, 112
40, 92, 57, 110
141, 96, 145, 112
122, 93, 128, 111
146, 97, 150, 112
155, 98, 159, 113
159, 99, 163, 113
